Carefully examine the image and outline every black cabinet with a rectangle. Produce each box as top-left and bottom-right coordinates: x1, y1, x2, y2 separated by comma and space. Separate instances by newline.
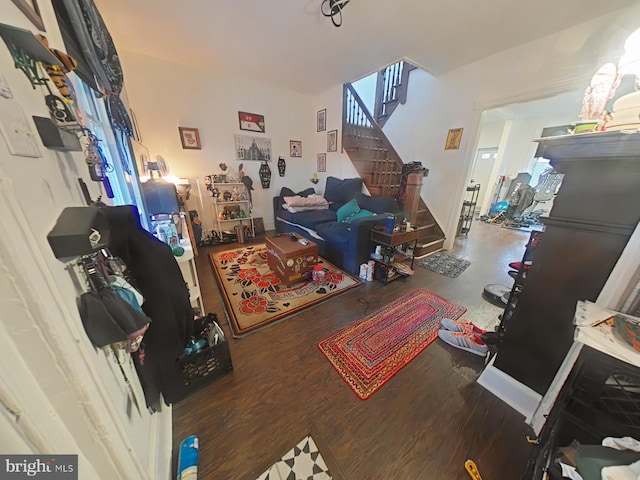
494, 132, 640, 395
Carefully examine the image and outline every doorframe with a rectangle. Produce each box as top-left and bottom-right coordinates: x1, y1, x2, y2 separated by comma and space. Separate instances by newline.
444, 80, 591, 249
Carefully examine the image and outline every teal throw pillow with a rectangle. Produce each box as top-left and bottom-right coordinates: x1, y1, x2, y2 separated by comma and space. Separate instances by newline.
336, 199, 360, 222
345, 209, 374, 224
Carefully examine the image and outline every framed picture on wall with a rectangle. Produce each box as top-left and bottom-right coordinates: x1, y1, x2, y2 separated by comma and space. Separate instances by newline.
327, 130, 338, 152
317, 109, 326, 132
179, 127, 202, 149
317, 153, 326, 172
235, 134, 271, 161
11, 0, 45, 31
238, 111, 265, 133
444, 128, 463, 150
290, 140, 302, 157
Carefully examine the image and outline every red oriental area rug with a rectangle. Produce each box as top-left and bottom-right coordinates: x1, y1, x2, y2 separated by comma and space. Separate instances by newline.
210, 245, 361, 337
318, 288, 466, 400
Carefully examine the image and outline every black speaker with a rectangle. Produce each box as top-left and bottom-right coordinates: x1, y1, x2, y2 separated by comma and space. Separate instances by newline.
47, 206, 110, 259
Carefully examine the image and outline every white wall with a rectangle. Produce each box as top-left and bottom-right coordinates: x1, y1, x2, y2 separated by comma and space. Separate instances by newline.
352, 73, 377, 116
499, 112, 577, 179
383, 5, 640, 248
477, 120, 505, 149
120, 51, 318, 232
312, 84, 361, 189
0, 3, 169, 478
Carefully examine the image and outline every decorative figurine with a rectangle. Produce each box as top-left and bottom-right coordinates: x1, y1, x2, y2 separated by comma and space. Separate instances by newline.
259, 161, 271, 189
238, 163, 254, 204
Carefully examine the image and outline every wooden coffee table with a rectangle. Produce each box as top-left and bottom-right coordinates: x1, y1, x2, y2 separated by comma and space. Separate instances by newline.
265, 234, 319, 286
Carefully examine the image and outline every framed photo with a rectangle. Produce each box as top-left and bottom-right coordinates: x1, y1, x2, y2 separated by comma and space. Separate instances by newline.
327, 130, 338, 152
235, 134, 271, 161
290, 140, 302, 157
11, 0, 45, 31
238, 111, 265, 133
317, 109, 326, 132
317, 153, 326, 172
444, 128, 464, 150
179, 127, 201, 149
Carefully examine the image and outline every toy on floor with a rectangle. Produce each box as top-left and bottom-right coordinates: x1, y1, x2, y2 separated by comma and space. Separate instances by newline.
177, 435, 199, 480
465, 459, 484, 480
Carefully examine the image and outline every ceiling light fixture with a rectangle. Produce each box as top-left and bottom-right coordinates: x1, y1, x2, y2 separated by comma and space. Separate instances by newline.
321, 0, 350, 27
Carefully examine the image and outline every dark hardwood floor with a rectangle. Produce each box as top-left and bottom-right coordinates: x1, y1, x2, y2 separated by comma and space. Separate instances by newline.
173, 221, 535, 479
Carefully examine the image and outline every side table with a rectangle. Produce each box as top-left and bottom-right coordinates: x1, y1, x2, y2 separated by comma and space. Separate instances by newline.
370, 227, 418, 285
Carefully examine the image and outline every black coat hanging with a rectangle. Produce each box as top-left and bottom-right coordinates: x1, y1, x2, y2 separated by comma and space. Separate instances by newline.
259, 161, 271, 188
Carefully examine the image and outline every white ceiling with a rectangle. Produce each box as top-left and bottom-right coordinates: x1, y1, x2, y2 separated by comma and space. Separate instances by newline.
483, 89, 586, 122
96, 0, 639, 95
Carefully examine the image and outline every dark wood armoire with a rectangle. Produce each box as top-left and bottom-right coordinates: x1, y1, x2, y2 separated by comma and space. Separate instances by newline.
494, 131, 640, 395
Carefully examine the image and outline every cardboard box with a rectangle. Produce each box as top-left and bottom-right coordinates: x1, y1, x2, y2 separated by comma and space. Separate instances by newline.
266, 235, 318, 286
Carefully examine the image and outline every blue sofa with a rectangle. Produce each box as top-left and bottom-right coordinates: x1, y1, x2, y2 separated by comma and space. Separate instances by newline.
272, 177, 396, 275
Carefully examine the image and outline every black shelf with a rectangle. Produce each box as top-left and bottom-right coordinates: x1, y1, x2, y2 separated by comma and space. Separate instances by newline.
457, 183, 480, 236
498, 230, 543, 338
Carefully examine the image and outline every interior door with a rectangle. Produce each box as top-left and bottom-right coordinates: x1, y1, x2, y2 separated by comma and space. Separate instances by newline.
470, 147, 498, 214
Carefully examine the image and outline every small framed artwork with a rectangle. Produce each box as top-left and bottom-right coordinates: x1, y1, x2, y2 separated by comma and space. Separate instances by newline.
327, 130, 338, 152
317, 153, 326, 172
290, 140, 302, 157
238, 111, 265, 133
317, 109, 326, 132
444, 128, 464, 150
179, 127, 202, 149
11, 0, 45, 31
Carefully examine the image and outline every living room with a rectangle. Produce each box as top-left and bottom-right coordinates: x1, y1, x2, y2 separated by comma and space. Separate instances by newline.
1, 1, 640, 479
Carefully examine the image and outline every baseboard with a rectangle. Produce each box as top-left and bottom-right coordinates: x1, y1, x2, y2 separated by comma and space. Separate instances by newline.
477, 355, 542, 419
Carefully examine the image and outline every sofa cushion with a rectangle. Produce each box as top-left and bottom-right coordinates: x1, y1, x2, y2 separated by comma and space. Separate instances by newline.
354, 192, 395, 214
282, 194, 329, 212
279, 187, 316, 210
336, 198, 360, 222
324, 177, 363, 204
277, 208, 336, 230
345, 209, 374, 223
316, 222, 349, 250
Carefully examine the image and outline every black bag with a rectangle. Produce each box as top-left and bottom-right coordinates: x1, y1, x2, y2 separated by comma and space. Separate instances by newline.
78, 289, 151, 348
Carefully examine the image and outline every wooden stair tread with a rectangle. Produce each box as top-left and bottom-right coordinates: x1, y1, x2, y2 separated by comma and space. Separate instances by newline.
416, 222, 436, 230
417, 235, 445, 247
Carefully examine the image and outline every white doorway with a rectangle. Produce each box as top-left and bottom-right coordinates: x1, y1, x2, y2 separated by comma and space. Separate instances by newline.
470, 147, 498, 216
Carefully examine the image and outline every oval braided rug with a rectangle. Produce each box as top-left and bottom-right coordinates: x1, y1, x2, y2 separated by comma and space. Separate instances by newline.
318, 288, 466, 400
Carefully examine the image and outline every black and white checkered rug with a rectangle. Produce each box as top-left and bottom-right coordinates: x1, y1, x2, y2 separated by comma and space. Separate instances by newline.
256, 436, 331, 480
418, 251, 471, 278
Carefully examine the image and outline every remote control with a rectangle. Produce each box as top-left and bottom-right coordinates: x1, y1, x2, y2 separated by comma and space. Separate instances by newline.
298, 239, 309, 245
289, 233, 298, 241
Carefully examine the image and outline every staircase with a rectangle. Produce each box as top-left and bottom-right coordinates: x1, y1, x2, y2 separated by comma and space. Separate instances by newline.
342, 83, 445, 257
374, 61, 416, 128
